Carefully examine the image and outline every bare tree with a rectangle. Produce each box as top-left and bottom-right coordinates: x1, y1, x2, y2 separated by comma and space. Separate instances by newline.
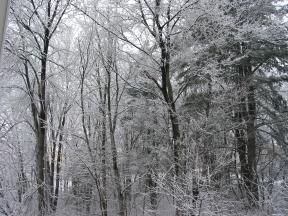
8, 0, 71, 214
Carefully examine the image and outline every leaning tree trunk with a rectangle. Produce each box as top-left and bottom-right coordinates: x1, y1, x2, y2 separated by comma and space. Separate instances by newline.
52, 113, 66, 211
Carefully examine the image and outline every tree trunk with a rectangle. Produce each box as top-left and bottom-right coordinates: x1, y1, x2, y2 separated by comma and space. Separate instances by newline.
107, 68, 126, 216
246, 81, 259, 206
159, 31, 184, 216
36, 124, 46, 215
36, 27, 50, 215
99, 72, 108, 216
17, 146, 28, 203
52, 114, 66, 211
124, 130, 132, 216
146, 173, 158, 215
235, 63, 259, 207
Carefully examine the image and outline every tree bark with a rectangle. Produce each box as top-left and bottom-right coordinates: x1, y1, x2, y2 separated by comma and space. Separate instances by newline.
246, 79, 259, 206
107, 67, 126, 216
36, 28, 49, 215
98, 67, 108, 216
235, 63, 259, 207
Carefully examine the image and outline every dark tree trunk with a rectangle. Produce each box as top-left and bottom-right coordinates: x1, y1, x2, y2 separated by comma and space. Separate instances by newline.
99, 81, 108, 216
106, 53, 126, 216
246, 81, 259, 205
147, 173, 158, 215
52, 115, 66, 211
100, 113, 108, 216
17, 147, 28, 203
36, 27, 50, 215
234, 63, 259, 207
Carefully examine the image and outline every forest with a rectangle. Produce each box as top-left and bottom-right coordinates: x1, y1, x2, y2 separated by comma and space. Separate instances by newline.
0, 0, 288, 215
